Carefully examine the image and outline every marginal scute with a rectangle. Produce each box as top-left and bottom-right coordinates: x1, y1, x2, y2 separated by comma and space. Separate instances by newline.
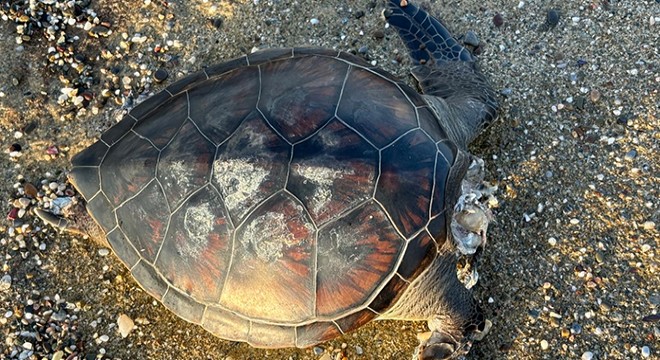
376, 129, 436, 238
293, 47, 340, 58
334, 308, 378, 333
316, 201, 404, 317
116, 181, 169, 263
189, 66, 260, 145
295, 321, 342, 348
128, 90, 173, 120
69, 166, 99, 201
427, 214, 448, 249
368, 274, 408, 314
71, 140, 108, 168
204, 56, 248, 78
337, 66, 417, 148
100, 132, 158, 207
418, 106, 448, 141
259, 56, 348, 143
165, 71, 207, 95
247, 48, 293, 65
212, 111, 290, 224
162, 287, 205, 325
133, 91, 188, 149
248, 321, 296, 348
156, 185, 232, 303
101, 116, 136, 145
202, 306, 249, 342
288, 119, 378, 226
106, 228, 140, 269
397, 231, 437, 280
157, 120, 215, 210
131, 260, 168, 300
86, 193, 116, 233
221, 192, 315, 323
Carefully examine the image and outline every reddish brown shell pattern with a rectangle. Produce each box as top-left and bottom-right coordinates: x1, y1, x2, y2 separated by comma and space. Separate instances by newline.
69, 48, 460, 347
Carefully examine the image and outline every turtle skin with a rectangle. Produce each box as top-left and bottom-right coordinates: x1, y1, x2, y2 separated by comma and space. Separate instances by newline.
69, 47, 466, 348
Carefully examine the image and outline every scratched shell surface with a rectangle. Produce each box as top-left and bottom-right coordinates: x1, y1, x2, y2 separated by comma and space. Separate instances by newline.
68, 48, 458, 348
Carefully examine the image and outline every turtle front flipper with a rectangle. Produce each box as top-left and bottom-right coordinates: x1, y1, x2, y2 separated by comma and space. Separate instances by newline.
384, 0, 499, 147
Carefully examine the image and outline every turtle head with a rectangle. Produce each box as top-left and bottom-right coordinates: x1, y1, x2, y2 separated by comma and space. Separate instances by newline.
35, 199, 108, 248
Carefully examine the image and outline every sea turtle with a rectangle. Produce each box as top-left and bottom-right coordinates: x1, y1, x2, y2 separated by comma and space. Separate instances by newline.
37, 0, 499, 358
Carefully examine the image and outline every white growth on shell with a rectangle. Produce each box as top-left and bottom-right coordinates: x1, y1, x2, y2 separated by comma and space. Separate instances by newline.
177, 203, 214, 259
242, 212, 288, 262
293, 158, 353, 217
241, 211, 301, 263
161, 160, 191, 192
213, 158, 269, 218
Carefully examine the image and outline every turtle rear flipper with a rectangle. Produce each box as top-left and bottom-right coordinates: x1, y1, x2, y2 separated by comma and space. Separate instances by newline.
384, 0, 499, 146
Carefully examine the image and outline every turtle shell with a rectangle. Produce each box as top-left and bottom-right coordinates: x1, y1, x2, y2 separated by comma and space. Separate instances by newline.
70, 48, 462, 348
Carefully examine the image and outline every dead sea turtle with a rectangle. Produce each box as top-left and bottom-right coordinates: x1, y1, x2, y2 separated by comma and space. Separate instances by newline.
37, 1, 498, 358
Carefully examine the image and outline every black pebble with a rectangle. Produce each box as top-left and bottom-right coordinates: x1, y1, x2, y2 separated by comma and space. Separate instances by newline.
212, 17, 223, 29
493, 13, 504, 27
154, 68, 169, 83
9, 143, 21, 152
546, 9, 560, 29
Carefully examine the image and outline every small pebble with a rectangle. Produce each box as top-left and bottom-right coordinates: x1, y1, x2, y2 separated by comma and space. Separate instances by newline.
493, 13, 504, 27
355, 345, 363, 355
540, 339, 549, 350
310, 18, 320, 25
624, 149, 637, 161
154, 68, 169, 83
582, 351, 594, 360
117, 314, 135, 338
641, 346, 651, 358
98, 248, 110, 256
0, 274, 11, 291
463, 30, 480, 47
313, 346, 324, 355
546, 9, 560, 29
98, 334, 110, 342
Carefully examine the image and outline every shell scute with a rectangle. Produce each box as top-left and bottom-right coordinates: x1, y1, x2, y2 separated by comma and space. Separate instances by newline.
368, 273, 407, 314
334, 308, 378, 333
86, 193, 116, 233
432, 140, 458, 216
295, 321, 342, 348
132, 91, 188, 149
212, 111, 291, 224
418, 106, 448, 141
131, 260, 168, 300
397, 231, 436, 280
71, 140, 108, 168
155, 185, 232, 303
128, 90, 173, 120
375, 129, 436, 238
220, 192, 316, 323
337, 67, 417, 148
202, 306, 249, 342
248, 322, 296, 348
204, 56, 248, 78
189, 66, 260, 145
258, 56, 348, 143
115, 181, 169, 263
69, 166, 99, 201
106, 228, 140, 269
247, 48, 293, 65
100, 116, 136, 146
156, 120, 215, 210
100, 132, 158, 207
162, 287, 205, 325
316, 201, 404, 317
287, 119, 378, 227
